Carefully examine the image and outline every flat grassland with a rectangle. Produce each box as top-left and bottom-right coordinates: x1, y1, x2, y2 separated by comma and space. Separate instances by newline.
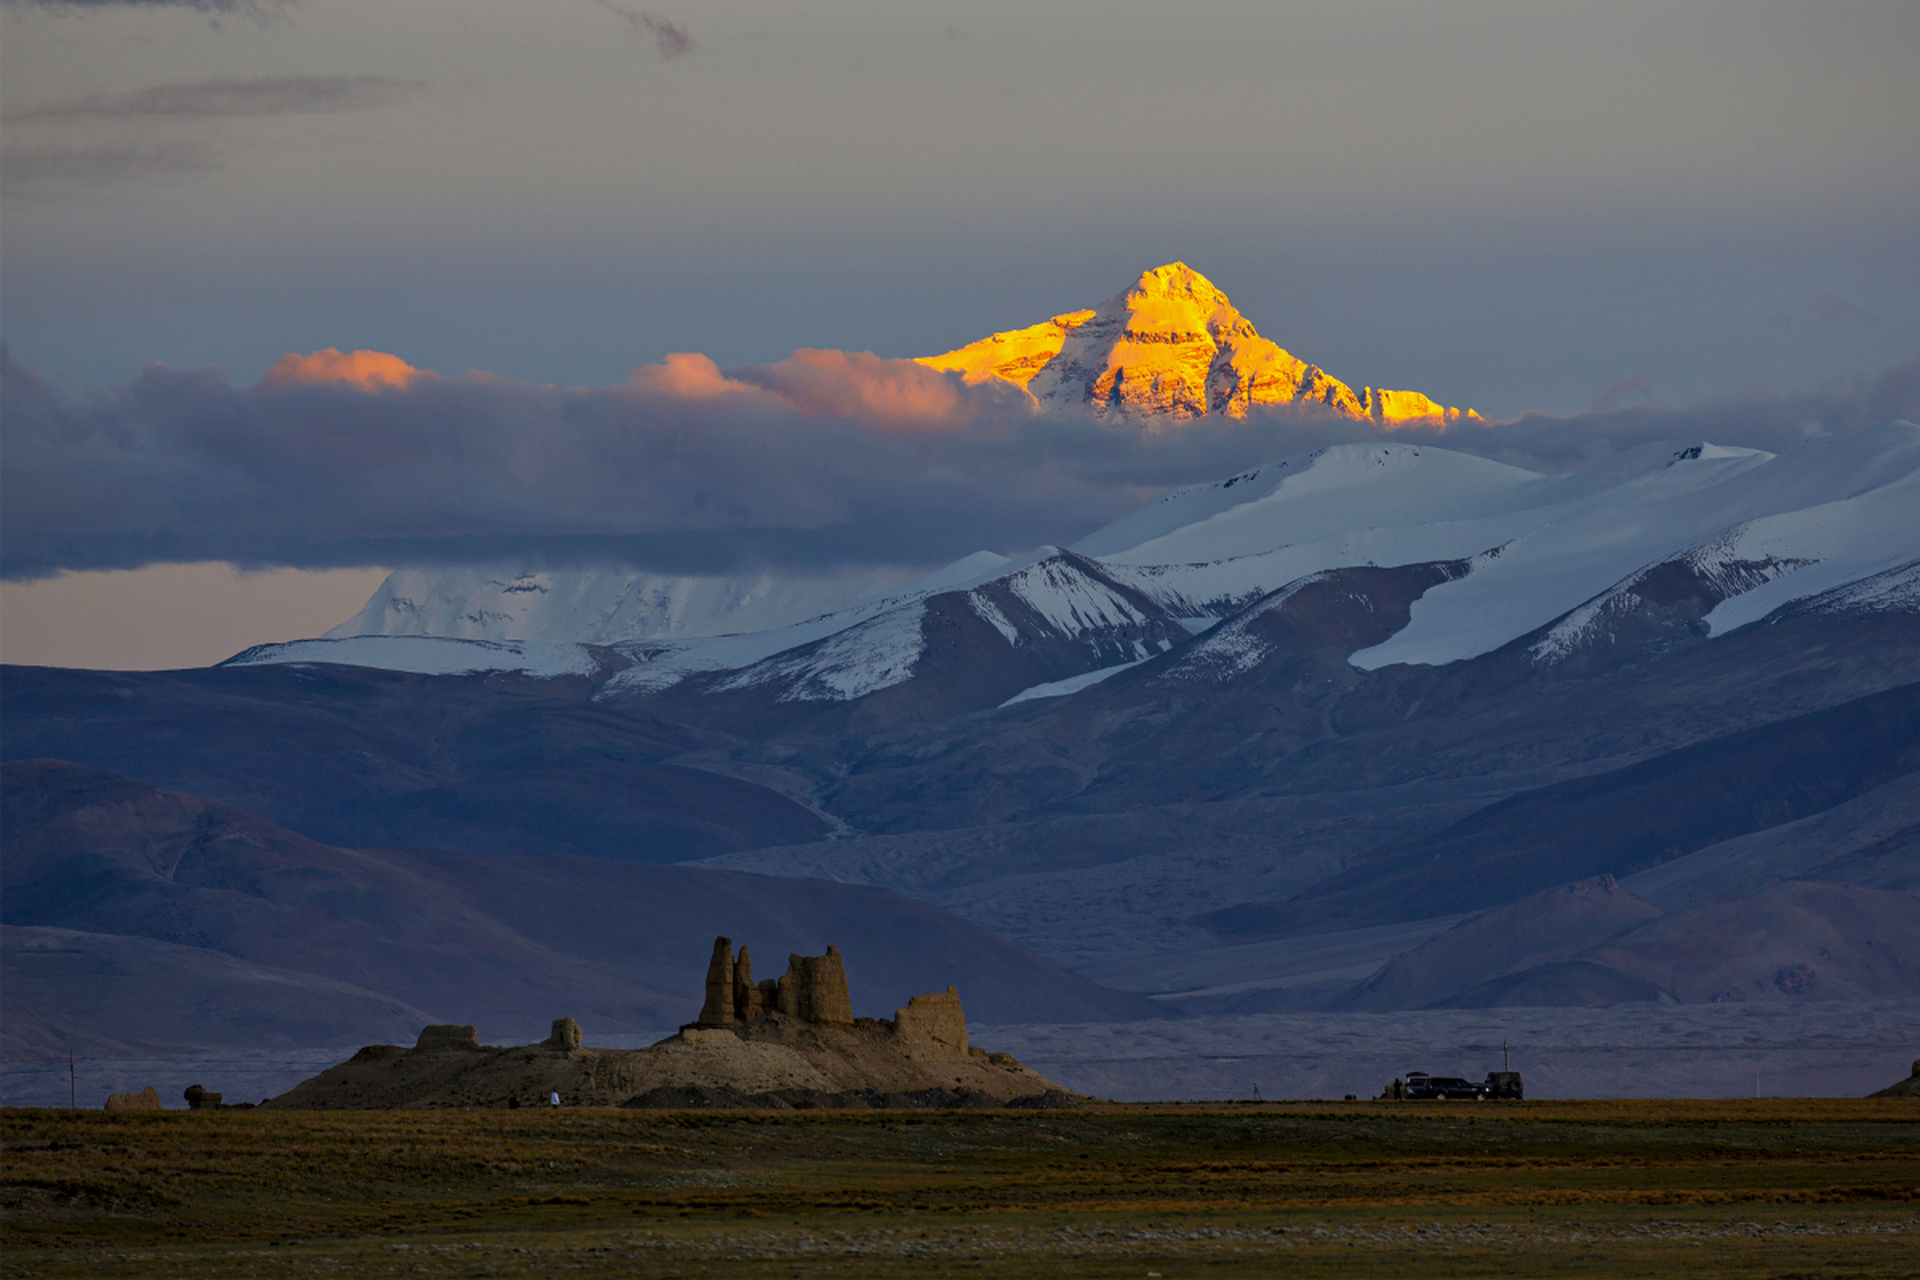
3, 1099, 1916, 1277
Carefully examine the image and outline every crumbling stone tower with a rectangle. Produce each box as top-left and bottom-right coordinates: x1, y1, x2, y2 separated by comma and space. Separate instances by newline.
695, 937, 852, 1028
781, 946, 854, 1025
699, 936, 737, 1027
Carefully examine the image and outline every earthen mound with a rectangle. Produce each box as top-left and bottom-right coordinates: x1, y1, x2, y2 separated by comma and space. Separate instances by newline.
1869, 1059, 1920, 1098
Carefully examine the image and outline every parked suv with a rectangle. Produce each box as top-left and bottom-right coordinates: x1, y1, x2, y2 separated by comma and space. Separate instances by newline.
1390, 1069, 1523, 1101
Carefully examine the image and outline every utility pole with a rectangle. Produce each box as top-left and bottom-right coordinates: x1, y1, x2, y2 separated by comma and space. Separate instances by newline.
69, 1053, 76, 1110
1503, 1041, 1509, 1073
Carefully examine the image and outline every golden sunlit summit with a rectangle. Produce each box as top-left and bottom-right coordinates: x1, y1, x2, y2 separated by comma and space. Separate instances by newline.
921, 263, 1478, 425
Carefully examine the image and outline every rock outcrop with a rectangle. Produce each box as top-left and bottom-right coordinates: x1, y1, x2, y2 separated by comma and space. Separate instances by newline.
264, 937, 1079, 1109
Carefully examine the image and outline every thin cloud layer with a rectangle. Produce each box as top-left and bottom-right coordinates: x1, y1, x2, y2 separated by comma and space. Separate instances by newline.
2, 74, 425, 197
0, 138, 220, 186
3, 345, 1913, 581
8, 75, 426, 123
2, 0, 288, 13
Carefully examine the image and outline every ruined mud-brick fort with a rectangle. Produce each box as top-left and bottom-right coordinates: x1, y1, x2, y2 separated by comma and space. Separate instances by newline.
230, 935, 1065, 1109
696, 937, 969, 1057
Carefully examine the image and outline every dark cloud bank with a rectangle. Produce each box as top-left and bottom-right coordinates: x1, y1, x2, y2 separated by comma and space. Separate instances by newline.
2, 346, 1914, 581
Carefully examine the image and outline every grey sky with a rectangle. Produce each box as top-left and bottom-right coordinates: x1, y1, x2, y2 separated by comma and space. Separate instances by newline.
2, 0, 1914, 418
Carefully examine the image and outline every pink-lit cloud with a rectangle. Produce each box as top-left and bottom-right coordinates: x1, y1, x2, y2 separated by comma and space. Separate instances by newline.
629, 348, 1019, 432
263, 347, 425, 392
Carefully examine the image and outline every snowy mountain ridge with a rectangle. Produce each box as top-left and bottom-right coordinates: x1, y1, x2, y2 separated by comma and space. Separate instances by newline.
604, 549, 1188, 711
263, 424, 1920, 715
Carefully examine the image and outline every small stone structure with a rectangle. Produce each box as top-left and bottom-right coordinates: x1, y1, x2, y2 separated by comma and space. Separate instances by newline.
546, 1017, 583, 1051
105, 1086, 163, 1112
697, 937, 853, 1029
183, 1084, 222, 1109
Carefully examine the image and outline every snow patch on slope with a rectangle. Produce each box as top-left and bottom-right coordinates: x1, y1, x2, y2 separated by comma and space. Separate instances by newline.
968, 594, 1021, 645
994, 556, 1153, 636
1698, 468, 1920, 634
222, 636, 600, 678
596, 552, 1013, 696
1159, 573, 1329, 683
328, 565, 919, 645
998, 661, 1144, 708
1786, 559, 1920, 617
1526, 529, 1813, 666
714, 605, 927, 703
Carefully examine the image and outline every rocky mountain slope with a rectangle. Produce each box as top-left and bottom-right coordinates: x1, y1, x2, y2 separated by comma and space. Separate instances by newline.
0, 760, 1155, 1056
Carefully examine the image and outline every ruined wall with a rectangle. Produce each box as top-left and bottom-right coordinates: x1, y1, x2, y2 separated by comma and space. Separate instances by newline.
893, 986, 968, 1058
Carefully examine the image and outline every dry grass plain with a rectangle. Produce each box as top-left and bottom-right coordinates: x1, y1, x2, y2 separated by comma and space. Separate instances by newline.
3, 1099, 1917, 1278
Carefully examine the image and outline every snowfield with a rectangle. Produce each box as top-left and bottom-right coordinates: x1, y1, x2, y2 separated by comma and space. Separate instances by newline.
715, 604, 929, 703
1354, 423, 1920, 668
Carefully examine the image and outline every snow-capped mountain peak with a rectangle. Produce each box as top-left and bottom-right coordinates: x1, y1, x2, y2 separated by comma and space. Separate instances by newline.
919, 262, 1479, 425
